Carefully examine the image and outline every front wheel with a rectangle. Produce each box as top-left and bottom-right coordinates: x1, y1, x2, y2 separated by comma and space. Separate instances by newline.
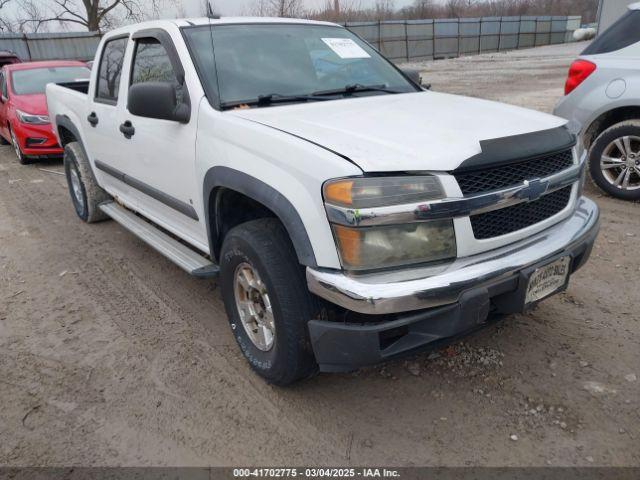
219, 218, 318, 386
10, 127, 29, 164
588, 120, 640, 200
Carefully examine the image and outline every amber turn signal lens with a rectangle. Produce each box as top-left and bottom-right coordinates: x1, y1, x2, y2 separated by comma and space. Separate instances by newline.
324, 180, 354, 206
332, 224, 361, 266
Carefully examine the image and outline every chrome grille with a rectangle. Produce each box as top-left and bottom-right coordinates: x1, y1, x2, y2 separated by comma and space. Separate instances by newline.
454, 149, 574, 195
470, 186, 572, 239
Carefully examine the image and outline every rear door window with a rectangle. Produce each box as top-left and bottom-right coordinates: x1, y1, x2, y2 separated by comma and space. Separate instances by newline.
582, 10, 640, 55
96, 36, 128, 104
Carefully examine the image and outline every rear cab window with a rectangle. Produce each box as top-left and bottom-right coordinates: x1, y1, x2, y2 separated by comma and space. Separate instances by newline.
95, 36, 128, 104
582, 10, 640, 55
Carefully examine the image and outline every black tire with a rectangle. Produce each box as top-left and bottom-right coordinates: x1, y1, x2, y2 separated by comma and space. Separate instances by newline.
0, 132, 9, 146
588, 120, 640, 201
219, 218, 318, 386
63, 142, 111, 223
10, 126, 29, 165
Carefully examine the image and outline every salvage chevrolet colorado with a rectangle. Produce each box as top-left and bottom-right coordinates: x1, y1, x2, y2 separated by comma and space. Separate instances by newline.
46, 18, 600, 385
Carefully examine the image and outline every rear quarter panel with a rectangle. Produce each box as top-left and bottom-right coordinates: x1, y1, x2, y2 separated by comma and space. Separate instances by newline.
46, 84, 89, 152
555, 54, 640, 139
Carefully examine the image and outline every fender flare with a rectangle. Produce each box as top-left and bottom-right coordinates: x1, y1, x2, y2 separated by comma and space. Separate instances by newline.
55, 114, 99, 181
56, 115, 104, 188
203, 166, 317, 267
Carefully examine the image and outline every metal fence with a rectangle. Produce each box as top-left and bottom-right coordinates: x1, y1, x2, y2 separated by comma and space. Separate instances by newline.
345, 15, 582, 62
0, 15, 581, 64
0, 31, 100, 62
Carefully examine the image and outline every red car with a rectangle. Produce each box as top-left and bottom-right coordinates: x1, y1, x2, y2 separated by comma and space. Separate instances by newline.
0, 60, 90, 164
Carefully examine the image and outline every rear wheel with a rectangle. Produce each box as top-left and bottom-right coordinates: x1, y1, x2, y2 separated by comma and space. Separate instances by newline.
588, 120, 640, 200
10, 126, 29, 165
219, 218, 318, 386
63, 142, 110, 223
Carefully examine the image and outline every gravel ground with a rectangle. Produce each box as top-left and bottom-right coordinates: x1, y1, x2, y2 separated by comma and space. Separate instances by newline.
0, 41, 638, 467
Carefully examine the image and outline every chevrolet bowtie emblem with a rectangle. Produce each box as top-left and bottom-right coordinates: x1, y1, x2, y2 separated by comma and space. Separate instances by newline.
521, 178, 549, 201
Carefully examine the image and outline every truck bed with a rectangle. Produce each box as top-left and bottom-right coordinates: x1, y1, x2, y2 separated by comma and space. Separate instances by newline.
46, 81, 90, 147
55, 80, 90, 95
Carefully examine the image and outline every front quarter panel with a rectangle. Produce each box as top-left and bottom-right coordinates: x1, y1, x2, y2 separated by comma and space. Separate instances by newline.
196, 101, 362, 269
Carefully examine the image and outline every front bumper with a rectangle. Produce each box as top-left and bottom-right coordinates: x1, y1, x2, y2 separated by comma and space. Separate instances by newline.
306, 197, 599, 371
13, 122, 62, 157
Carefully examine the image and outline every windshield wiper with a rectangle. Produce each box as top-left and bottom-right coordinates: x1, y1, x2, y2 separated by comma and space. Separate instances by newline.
312, 84, 402, 97
221, 93, 333, 110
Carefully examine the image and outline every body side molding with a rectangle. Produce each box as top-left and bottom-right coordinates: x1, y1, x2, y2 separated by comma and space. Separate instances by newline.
94, 160, 199, 221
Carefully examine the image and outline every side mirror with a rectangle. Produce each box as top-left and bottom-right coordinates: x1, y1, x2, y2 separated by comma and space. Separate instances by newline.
401, 68, 431, 90
128, 81, 190, 123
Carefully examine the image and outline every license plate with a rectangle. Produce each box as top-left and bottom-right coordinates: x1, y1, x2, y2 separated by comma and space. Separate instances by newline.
525, 256, 571, 305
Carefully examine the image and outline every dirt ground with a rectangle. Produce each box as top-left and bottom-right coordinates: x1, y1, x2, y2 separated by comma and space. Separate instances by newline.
0, 41, 638, 467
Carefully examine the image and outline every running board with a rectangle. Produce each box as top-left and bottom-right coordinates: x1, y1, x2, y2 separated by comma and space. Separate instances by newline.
99, 202, 219, 278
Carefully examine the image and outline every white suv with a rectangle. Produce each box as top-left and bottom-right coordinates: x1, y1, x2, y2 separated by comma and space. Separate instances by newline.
47, 18, 599, 385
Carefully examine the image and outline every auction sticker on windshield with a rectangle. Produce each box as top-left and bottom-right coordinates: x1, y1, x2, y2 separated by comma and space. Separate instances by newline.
525, 256, 571, 304
322, 38, 371, 59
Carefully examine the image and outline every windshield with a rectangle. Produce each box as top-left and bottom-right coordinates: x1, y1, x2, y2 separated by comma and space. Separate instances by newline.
183, 24, 417, 108
11, 66, 90, 95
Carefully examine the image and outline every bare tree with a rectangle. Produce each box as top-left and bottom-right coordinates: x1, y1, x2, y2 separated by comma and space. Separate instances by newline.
0, 0, 15, 31
14, 0, 172, 33
251, 0, 304, 17
375, 0, 395, 18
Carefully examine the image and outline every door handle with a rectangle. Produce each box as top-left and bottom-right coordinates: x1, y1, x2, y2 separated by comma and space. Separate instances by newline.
119, 120, 135, 139
87, 111, 99, 127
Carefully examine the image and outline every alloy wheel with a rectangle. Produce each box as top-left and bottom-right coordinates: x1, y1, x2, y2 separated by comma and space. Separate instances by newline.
600, 135, 640, 191
233, 262, 275, 351
10, 129, 22, 161
69, 163, 86, 212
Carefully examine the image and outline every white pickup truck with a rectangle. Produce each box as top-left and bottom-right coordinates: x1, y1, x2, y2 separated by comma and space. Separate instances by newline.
47, 17, 600, 385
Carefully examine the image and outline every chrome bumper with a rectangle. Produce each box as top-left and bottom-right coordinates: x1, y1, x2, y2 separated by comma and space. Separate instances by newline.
307, 197, 599, 315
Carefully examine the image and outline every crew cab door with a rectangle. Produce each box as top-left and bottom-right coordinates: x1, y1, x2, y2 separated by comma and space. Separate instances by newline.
114, 29, 206, 250
83, 34, 133, 204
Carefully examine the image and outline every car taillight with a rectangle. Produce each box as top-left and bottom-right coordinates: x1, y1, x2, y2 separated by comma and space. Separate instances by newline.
564, 60, 596, 95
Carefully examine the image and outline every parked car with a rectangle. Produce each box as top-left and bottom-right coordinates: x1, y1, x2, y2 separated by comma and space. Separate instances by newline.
554, 2, 640, 200
0, 51, 21, 67
46, 18, 599, 385
0, 60, 90, 164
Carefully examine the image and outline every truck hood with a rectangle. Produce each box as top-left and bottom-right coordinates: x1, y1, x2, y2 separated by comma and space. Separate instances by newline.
230, 91, 567, 172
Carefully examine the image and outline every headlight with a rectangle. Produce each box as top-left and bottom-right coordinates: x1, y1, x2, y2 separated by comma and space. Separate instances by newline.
323, 176, 444, 208
323, 176, 455, 271
332, 221, 456, 271
16, 109, 50, 125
